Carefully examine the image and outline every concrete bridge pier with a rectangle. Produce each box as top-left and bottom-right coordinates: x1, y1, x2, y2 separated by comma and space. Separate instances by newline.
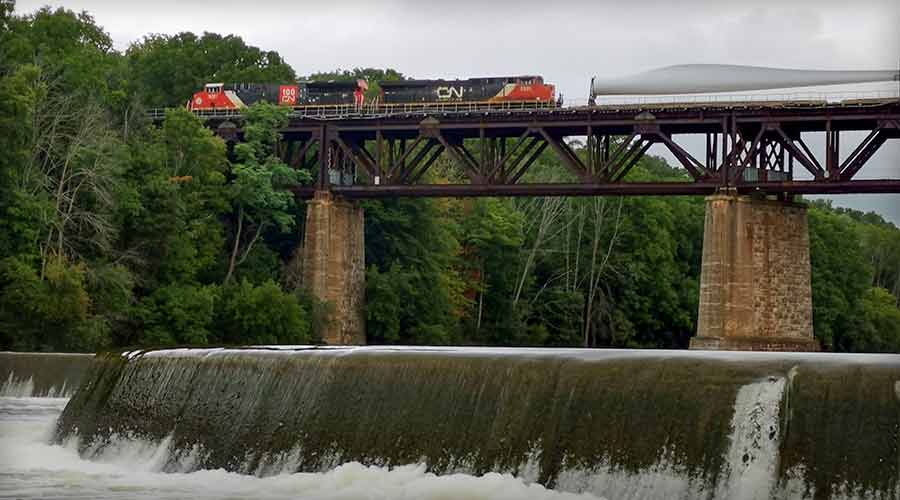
301, 191, 366, 345
691, 190, 819, 351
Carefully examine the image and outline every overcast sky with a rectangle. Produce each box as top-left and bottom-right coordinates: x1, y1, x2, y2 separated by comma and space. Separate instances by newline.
15, 0, 900, 222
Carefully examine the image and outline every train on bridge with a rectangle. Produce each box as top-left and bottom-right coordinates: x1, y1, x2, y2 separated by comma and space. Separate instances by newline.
181, 65, 898, 119
187, 76, 559, 112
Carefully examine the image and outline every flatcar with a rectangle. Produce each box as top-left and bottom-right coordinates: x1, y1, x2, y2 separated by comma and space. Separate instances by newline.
188, 80, 368, 111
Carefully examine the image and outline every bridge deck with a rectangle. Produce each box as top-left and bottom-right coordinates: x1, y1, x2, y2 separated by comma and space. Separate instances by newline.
151, 97, 900, 125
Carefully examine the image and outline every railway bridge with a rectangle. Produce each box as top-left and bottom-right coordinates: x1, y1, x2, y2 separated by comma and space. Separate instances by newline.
187, 98, 900, 350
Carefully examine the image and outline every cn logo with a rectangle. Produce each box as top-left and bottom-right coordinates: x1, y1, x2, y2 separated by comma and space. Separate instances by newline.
279, 85, 298, 105
436, 86, 464, 100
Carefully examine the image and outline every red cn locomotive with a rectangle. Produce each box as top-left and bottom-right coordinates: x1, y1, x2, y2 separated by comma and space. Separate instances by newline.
188, 80, 368, 110
380, 76, 556, 105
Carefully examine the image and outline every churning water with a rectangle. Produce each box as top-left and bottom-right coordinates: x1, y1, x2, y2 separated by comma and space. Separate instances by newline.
0, 396, 602, 500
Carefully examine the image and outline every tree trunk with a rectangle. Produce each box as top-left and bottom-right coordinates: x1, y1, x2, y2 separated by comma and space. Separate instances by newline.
476, 263, 485, 334
513, 197, 564, 308
224, 205, 244, 284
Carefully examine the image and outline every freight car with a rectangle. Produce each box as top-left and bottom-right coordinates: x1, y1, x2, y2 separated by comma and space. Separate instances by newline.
188, 80, 368, 111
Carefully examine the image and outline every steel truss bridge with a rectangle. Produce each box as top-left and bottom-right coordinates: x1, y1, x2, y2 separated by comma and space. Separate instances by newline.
191, 98, 900, 198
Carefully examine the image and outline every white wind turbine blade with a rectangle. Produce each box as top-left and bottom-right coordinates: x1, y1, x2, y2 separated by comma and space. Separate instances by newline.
590, 64, 900, 96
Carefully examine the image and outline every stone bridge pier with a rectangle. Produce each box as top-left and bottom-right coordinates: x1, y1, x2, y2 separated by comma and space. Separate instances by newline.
691, 190, 819, 351
301, 191, 366, 345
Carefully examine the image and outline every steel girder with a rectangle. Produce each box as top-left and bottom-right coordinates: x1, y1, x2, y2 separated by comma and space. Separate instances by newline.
247, 101, 900, 198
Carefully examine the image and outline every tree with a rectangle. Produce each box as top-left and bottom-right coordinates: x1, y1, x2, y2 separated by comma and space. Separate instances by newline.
127, 32, 297, 108
364, 197, 464, 345
511, 196, 567, 309
215, 279, 310, 345
0, 0, 13, 27
135, 283, 218, 345
224, 103, 309, 283
0, 63, 46, 260
116, 108, 228, 290
459, 198, 527, 344
33, 91, 123, 276
0, 6, 126, 265
807, 206, 873, 350
0, 256, 110, 351
308, 67, 404, 100
854, 287, 900, 352
0, 6, 129, 352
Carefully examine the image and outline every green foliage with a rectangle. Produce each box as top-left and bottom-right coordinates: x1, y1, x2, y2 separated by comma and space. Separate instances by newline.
460, 199, 527, 344
136, 284, 218, 345
0, 257, 110, 351
0, 0, 13, 28
0, 63, 45, 260
0, 7, 328, 352
127, 32, 296, 107
117, 108, 228, 288
807, 207, 873, 350
365, 264, 409, 342
224, 103, 309, 283
527, 286, 584, 346
854, 287, 900, 352
4, 7, 117, 96
609, 195, 704, 348
364, 198, 463, 345
215, 279, 310, 345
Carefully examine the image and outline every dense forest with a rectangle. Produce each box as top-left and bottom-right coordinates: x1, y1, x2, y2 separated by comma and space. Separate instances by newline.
1, 3, 899, 353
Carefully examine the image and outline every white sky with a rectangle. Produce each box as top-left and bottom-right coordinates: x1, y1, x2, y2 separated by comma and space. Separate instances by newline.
16, 0, 900, 222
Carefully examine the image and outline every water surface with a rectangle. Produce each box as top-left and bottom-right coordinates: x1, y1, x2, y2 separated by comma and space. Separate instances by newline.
0, 396, 599, 500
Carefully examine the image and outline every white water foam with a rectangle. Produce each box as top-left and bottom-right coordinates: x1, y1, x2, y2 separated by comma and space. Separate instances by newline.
0, 396, 604, 500
555, 452, 708, 500
718, 376, 786, 500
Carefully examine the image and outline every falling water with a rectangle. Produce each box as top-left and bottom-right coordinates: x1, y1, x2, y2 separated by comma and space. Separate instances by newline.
3, 348, 899, 499
0, 352, 92, 397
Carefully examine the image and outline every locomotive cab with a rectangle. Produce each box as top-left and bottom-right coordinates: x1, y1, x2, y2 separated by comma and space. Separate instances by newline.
190, 83, 240, 110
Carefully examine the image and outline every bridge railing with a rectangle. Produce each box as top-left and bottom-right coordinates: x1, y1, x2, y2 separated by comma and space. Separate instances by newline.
146, 100, 562, 121
146, 108, 244, 120
281, 100, 561, 118
360, 100, 560, 116
146, 90, 899, 122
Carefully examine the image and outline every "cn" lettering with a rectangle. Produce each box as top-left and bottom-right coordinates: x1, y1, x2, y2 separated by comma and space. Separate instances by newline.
436, 86, 464, 100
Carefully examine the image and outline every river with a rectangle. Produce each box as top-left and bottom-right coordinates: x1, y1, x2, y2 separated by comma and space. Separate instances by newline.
0, 396, 601, 500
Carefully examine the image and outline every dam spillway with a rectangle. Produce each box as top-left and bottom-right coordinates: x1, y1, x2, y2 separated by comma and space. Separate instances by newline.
0, 351, 93, 398
52, 347, 900, 499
